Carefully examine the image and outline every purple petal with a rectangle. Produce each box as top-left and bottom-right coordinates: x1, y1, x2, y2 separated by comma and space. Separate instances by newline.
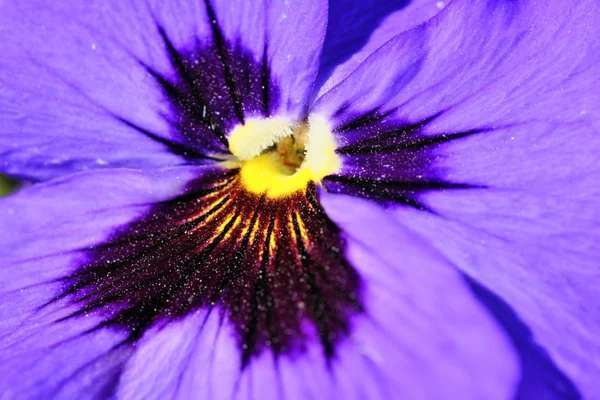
263, 0, 328, 118
0, 1, 186, 181
0, 0, 328, 181
463, 275, 581, 398
314, 0, 600, 395
61, 177, 362, 367
116, 309, 241, 399
312, 192, 520, 399
314, 0, 599, 129
111, 192, 522, 399
392, 157, 600, 397
0, 166, 214, 398
316, 0, 445, 97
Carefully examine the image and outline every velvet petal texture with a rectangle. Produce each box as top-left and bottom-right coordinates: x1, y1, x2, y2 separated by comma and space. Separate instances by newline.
0, 0, 328, 182
111, 194, 521, 400
0, 167, 213, 399
314, 0, 600, 397
1, 169, 520, 399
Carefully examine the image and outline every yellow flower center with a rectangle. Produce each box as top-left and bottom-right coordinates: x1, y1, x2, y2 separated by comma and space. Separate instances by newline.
228, 115, 340, 198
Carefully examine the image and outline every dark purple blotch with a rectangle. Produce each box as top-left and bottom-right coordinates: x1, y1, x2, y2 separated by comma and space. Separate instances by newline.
56, 171, 362, 367
52, 10, 361, 366
324, 108, 485, 211
116, 1, 279, 162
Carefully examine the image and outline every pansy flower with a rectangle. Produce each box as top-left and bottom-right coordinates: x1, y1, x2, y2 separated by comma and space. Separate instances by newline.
1, 0, 599, 398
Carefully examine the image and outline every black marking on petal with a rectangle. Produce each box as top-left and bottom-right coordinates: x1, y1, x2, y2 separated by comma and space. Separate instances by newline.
261, 214, 279, 354
154, 25, 230, 148
114, 115, 220, 160
292, 211, 333, 358
329, 109, 489, 210
335, 111, 441, 152
337, 128, 485, 155
332, 103, 351, 120
58, 174, 362, 366
335, 108, 397, 133
241, 259, 266, 367
261, 46, 271, 117
325, 175, 479, 191
139, 60, 225, 145
140, 18, 281, 158
203, 0, 245, 124
324, 174, 481, 212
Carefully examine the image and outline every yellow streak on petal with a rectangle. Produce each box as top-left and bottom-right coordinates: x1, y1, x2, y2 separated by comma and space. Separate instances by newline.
209, 210, 241, 243
269, 219, 278, 254
288, 213, 297, 244
190, 197, 232, 230
295, 215, 310, 246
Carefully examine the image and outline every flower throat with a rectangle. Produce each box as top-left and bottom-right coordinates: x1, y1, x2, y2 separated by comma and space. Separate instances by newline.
228, 116, 340, 198
57, 24, 361, 369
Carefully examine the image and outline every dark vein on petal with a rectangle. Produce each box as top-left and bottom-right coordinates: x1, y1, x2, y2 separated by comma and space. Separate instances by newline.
323, 175, 481, 212
337, 129, 485, 155
203, 0, 245, 124
139, 61, 219, 130
336, 113, 440, 151
50, 195, 233, 315
114, 115, 221, 160
261, 46, 271, 117
50, 340, 130, 398
335, 108, 396, 132
241, 205, 276, 367
213, 195, 265, 299
325, 175, 482, 191
154, 25, 230, 148
241, 272, 262, 368
262, 214, 279, 353
305, 185, 325, 214
291, 211, 335, 359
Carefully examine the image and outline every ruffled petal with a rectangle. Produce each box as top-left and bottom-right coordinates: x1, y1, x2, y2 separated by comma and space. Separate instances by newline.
0, 166, 214, 399
316, 0, 445, 97
0, 0, 328, 181
313, 0, 599, 396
